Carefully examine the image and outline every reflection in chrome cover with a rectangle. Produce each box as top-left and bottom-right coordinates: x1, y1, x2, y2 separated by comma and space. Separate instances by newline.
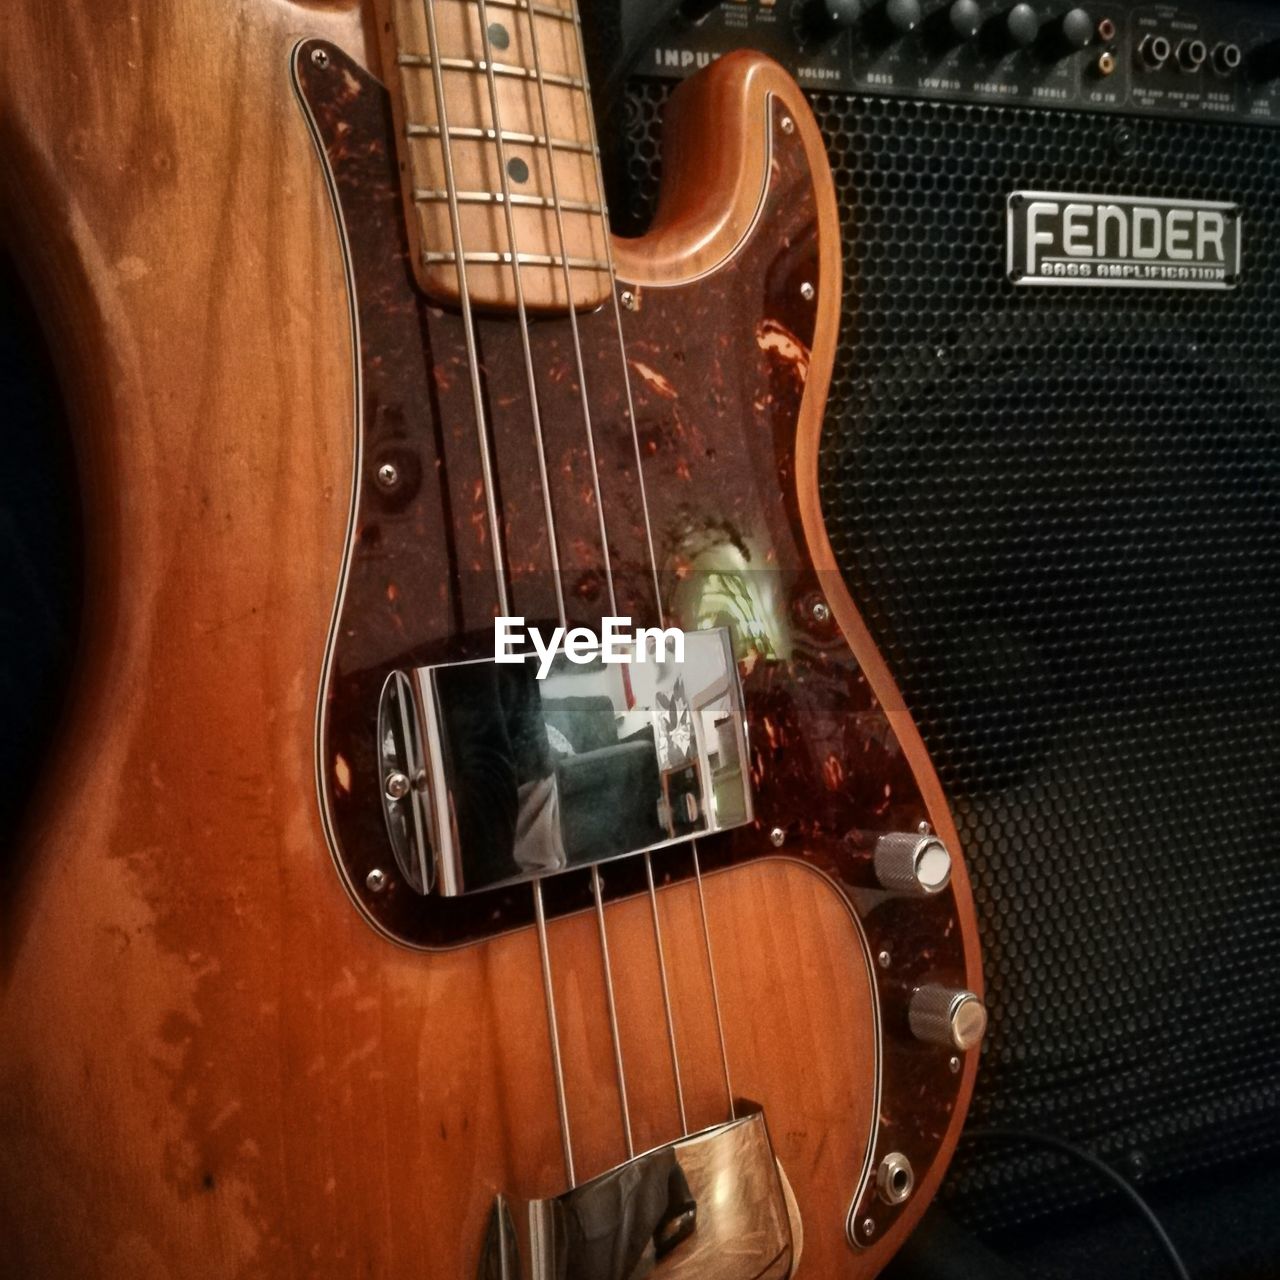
480, 1107, 794, 1280
416, 627, 753, 896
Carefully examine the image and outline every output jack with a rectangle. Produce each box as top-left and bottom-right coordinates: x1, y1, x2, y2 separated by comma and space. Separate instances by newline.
1176, 37, 1207, 72
1138, 33, 1171, 70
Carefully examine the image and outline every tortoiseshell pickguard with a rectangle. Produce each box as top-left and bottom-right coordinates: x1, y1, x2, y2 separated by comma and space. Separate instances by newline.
294, 38, 973, 1247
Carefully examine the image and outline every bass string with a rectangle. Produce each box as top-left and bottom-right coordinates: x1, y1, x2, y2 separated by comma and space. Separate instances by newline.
471, 0, 568, 634
516, 0, 677, 1154
418, 0, 510, 617
424, 0, 736, 1177
523, 0, 707, 1143
420, 0, 578, 1184
468, 0, 585, 1184
557, 0, 737, 1125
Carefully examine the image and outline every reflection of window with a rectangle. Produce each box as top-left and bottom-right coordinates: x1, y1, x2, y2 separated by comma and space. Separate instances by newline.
692, 572, 777, 661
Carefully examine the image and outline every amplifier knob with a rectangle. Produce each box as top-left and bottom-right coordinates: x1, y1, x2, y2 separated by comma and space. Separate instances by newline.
802, 0, 865, 40
909, 985, 988, 1051
1053, 7, 1093, 53
874, 831, 953, 895
882, 0, 922, 35
945, 0, 982, 42
678, 0, 721, 22
998, 3, 1040, 49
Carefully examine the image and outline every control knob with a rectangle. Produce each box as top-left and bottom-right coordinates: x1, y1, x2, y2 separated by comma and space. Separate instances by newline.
997, 3, 1040, 50
801, 0, 865, 40
909, 985, 989, 1051
881, 0, 922, 35
874, 831, 953, 896
1052, 7, 1094, 53
678, 0, 722, 22
935, 0, 982, 44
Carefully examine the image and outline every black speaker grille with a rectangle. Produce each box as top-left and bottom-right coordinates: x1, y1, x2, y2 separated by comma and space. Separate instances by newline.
622, 82, 1280, 1231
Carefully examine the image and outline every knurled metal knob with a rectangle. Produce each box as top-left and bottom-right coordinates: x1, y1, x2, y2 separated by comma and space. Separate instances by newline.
909, 985, 988, 1051
874, 832, 953, 896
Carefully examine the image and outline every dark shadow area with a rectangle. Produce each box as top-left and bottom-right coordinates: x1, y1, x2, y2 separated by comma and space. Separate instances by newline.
0, 254, 82, 862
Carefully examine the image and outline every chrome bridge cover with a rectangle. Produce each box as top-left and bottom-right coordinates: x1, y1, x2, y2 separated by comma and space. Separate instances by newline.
403, 627, 752, 896
481, 1107, 793, 1280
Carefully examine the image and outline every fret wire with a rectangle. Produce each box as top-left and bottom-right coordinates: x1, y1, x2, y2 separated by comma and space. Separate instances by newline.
413, 189, 604, 215
397, 53, 586, 91
405, 124, 597, 157
483, 0, 579, 21
421, 250, 610, 269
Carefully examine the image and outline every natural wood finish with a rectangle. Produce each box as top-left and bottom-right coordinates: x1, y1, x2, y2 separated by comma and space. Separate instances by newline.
0, 8, 979, 1278
373, 0, 611, 309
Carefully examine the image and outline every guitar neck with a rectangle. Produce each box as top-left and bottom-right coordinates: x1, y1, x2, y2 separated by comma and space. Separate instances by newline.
373, 0, 612, 312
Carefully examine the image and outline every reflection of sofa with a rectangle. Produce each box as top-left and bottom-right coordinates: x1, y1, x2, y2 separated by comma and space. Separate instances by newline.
542, 695, 663, 863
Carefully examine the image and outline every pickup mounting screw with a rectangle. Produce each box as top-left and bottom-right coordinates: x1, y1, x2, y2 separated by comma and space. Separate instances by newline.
366, 867, 388, 893
311, 47, 330, 68
770, 826, 786, 848
800, 281, 816, 301
385, 771, 411, 800
377, 462, 400, 489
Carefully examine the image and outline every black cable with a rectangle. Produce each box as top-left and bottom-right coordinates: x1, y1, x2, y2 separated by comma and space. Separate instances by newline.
961, 1128, 1191, 1280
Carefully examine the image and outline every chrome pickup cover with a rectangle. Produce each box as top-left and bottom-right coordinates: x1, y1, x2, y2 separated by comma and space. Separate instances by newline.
386, 627, 752, 896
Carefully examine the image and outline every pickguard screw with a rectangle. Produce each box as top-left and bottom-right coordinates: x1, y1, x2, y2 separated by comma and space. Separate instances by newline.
385, 771, 411, 800
366, 867, 388, 893
770, 827, 786, 848
377, 462, 400, 489
918, 820, 932, 835
620, 289, 638, 311
800, 281, 815, 301
878, 950, 891, 968
862, 1217, 876, 1237
811, 599, 831, 624
311, 47, 330, 68
949, 1055, 962, 1073
780, 115, 795, 134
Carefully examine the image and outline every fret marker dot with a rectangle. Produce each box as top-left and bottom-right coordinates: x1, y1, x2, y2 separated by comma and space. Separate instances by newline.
487, 22, 510, 50
507, 156, 530, 184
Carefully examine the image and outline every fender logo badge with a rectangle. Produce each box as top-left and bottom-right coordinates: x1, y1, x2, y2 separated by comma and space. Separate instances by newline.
1007, 192, 1241, 289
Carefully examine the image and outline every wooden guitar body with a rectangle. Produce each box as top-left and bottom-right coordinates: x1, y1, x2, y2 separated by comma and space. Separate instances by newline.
0, 3, 982, 1276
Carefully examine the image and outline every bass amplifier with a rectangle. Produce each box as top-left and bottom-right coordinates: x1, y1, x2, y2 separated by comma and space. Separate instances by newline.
602, 0, 1280, 1235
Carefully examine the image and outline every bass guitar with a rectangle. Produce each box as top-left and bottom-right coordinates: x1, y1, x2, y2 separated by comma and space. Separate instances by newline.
0, 0, 984, 1274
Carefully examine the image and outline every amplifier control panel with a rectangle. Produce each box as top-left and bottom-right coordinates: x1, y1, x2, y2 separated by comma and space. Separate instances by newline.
630, 1, 1280, 126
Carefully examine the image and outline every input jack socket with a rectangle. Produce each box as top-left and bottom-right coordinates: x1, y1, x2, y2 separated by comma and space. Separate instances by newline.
1212, 42, 1242, 76
1176, 37, 1207, 72
1138, 33, 1171, 70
